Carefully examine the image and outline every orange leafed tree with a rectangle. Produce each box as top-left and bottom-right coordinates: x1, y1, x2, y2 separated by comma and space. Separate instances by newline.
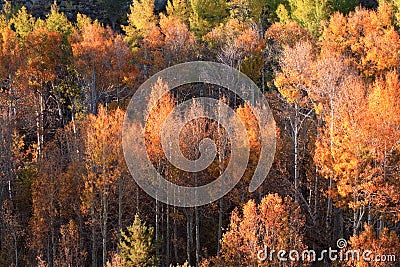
159, 14, 196, 65
82, 106, 125, 266
215, 194, 307, 266
71, 15, 134, 114
346, 224, 400, 267
321, 4, 400, 78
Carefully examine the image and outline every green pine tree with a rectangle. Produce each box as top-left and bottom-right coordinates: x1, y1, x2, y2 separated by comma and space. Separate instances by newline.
119, 214, 159, 267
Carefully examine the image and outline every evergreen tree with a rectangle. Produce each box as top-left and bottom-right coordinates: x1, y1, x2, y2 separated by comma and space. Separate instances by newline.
119, 214, 159, 267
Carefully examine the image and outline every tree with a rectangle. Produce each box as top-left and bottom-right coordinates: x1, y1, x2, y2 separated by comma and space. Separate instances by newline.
166, 0, 190, 24
288, 0, 330, 34
204, 18, 263, 69
10, 6, 34, 40
45, 3, 73, 40
347, 224, 400, 267
71, 15, 133, 114
216, 194, 307, 266
24, 26, 64, 158
274, 41, 314, 202
82, 106, 126, 266
159, 14, 196, 65
54, 220, 80, 267
189, 0, 228, 37
321, 3, 400, 78
265, 21, 313, 48
123, 0, 156, 49
229, 0, 286, 31
119, 214, 159, 267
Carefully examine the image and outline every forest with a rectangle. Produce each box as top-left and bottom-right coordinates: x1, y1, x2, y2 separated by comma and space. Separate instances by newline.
0, 0, 399, 266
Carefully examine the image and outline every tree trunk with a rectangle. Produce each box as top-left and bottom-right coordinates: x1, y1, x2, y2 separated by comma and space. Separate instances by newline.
118, 175, 122, 247
102, 191, 107, 267
195, 206, 200, 267
173, 208, 178, 263
166, 204, 170, 267
91, 205, 97, 267
217, 198, 223, 254
326, 98, 334, 230
186, 214, 191, 264
294, 105, 299, 202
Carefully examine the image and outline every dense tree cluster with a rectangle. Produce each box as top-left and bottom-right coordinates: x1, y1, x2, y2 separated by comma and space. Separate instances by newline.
0, 0, 399, 266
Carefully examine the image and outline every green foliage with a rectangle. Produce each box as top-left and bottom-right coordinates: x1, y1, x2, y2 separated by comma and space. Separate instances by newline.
45, 3, 73, 38
330, 0, 359, 14
228, 0, 290, 30
276, 3, 291, 23
76, 13, 93, 31
382, 0, 400, 28
166, 0, 189, 24
284, 0, 358, 33
119, 214, 159, 267
288, 0, 330, 34
10, 6, 34, 39
123, 0, 156, 48
0, 0, 12, 29
189, 0, 228, 37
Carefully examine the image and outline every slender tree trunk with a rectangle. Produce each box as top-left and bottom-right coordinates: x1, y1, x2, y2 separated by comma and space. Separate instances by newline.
327, 99, 334, 230
195, 206, 200, 267
78, 213, 84, 266
173, 208, 178, 263
155, 199, 159, 256
217, 198, 223, 254
13, 230, 17, 267
50, 195, 55, 267
102, 191, 107, 267
166, 205, 170, 267
36, 89, 44, 159
186, 214, 191, 264
118, 176, 122, 247
91, 69, 98, 115
294, 107, 299, 202
91, 205, 97, 267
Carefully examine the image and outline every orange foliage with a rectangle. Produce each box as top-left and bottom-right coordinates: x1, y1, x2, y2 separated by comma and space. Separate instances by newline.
321, 4, 400, 77
265, 21, 313, 48
217, 194, 307, 266
347, 224, 400, 267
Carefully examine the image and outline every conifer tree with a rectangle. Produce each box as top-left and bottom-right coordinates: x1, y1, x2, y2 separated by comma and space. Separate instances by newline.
119, 214, 159, 267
